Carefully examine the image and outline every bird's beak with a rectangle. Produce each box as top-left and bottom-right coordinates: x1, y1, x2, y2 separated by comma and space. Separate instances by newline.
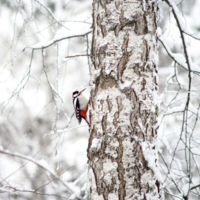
79, 88, 86, 94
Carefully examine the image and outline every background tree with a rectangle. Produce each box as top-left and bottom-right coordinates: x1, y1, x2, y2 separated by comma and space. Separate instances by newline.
0, 0, 200, 200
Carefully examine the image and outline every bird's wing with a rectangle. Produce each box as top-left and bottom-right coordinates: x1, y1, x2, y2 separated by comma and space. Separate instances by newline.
73, 97, 81, 124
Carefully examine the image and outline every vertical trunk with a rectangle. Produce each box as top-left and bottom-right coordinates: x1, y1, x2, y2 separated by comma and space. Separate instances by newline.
88, 0, 161, 199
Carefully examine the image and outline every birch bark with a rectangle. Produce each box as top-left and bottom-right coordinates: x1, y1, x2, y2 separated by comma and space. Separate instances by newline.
88, 0, 161, 199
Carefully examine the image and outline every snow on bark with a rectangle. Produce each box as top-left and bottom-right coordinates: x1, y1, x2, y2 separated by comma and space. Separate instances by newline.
88, 0, 161, 200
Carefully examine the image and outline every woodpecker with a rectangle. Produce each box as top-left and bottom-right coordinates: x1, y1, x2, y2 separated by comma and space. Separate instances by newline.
72, 88, 89, 126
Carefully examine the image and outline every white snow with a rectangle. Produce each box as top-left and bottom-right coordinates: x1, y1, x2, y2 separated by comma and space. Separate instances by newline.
118, 80, 132, 90
142, 141, 161, 181
91, 138, 100, 148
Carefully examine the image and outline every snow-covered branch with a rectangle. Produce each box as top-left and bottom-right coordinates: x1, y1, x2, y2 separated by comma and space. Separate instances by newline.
64, 54, 90, 59
164, 0, 192, 108
158, 1, 200, 199
159, 38, 200, 75
0, 149, 76, 196
23, 30, 92, 50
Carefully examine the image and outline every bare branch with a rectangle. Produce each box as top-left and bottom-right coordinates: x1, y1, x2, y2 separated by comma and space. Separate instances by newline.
0, 150, 74, 195
0, 50, 34, 114
1, 185, 69, 199
34, 0, 69, 30
183, 31, 200, 41
35, 166, 74, 192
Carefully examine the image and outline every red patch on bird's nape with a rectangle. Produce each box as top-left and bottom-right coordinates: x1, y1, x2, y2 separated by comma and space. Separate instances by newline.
72, 94, 74, 97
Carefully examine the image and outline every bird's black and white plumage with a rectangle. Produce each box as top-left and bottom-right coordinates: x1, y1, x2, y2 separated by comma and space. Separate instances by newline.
72, 89, 89, 125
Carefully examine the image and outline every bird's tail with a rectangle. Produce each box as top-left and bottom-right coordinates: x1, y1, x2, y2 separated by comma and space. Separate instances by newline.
84, 118, 90, 126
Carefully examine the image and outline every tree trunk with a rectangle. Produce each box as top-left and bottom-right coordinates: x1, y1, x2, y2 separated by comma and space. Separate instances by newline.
88, 0, 161, 199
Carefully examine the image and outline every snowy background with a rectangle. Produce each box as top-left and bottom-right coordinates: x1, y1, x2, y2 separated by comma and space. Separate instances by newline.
0, 0, 200, 199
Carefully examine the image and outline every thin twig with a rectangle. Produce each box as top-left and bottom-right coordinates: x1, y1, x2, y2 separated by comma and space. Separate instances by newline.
183, 31, 200, 41
34, 0, 69, 30
2, 186, 69, 200
0, 150, 73, 194
65, 54, 90, 59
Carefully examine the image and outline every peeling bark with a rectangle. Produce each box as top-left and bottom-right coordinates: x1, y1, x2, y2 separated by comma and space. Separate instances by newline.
88, 0, 161, 199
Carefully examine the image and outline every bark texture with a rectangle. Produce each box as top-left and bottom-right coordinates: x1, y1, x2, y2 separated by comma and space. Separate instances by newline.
88, 0, 161, 199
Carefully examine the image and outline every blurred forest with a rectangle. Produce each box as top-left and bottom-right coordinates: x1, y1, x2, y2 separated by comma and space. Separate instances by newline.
0, 0, 200, 199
